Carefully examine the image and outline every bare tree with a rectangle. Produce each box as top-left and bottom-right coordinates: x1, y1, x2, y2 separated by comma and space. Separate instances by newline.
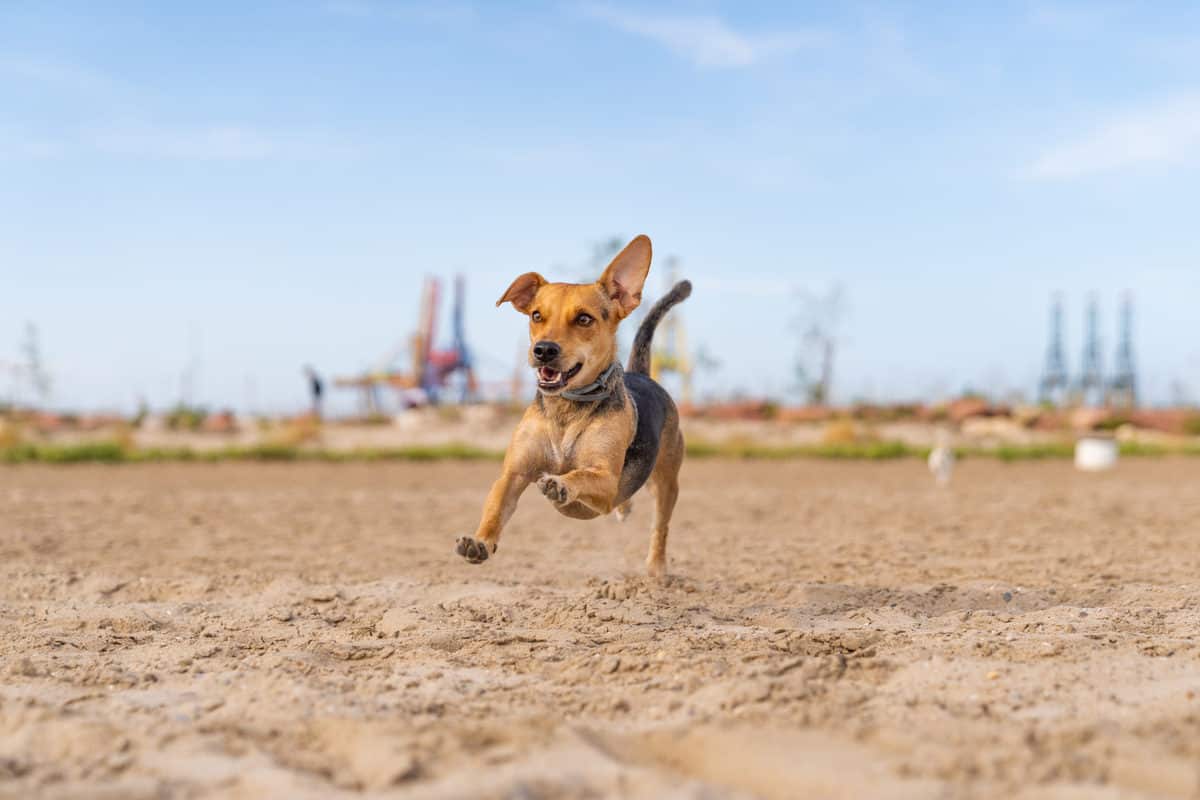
792, 285, 846, 405
693, 343, 721, 402
588, 237, 625, 274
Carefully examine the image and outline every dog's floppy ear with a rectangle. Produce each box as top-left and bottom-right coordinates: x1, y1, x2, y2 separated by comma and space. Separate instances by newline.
496, 272, 546, 314
598, 235, 652, 318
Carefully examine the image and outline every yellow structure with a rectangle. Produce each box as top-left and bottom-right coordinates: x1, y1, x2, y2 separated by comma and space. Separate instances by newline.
649, 257, 694, 405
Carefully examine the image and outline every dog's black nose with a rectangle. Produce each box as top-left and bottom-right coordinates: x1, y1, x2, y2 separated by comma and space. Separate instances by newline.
532, 340, 561, 363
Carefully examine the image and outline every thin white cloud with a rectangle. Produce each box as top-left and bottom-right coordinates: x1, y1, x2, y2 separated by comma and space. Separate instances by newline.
1026, 94, 1200, 179
0, 55, 120, 95
0, 126, 65, 160
581, 4, 826, 68
0, 53, 351, 162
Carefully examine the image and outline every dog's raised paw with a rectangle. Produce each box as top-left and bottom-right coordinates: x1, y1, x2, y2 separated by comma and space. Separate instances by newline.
455, 536, 491, 564
537, 475, 569, 505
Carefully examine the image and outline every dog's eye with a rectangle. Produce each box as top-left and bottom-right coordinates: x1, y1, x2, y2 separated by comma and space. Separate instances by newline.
531, 311, 542, 322
576, 313, 593, 327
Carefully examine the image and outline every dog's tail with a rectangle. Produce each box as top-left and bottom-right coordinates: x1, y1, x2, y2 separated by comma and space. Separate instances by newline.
627, 280, 693, 375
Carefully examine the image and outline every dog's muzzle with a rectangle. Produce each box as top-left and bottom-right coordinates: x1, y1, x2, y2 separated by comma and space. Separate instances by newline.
536, 362, 582, 390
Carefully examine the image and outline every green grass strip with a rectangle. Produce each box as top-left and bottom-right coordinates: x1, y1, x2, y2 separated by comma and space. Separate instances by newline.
0, 441, 504, 464
2, 439, 1198, 464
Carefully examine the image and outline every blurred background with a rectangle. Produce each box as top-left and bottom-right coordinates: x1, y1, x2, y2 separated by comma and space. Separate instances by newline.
3, 1, 1199, 446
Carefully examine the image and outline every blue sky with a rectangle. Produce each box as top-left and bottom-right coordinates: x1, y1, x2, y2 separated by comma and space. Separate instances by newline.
3, 0, 1199, 413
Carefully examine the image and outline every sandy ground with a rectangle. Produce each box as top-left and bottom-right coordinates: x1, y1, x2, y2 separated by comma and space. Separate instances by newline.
2, 459, 1200, 799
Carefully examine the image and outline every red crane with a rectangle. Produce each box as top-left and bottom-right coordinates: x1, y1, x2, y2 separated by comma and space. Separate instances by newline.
335, 275, 477, 412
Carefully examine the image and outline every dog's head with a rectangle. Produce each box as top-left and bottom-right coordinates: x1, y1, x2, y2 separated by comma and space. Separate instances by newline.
497, 235, 652, 396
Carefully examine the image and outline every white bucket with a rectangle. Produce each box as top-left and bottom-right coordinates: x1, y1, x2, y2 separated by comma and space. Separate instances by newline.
1075, 436, 1118, 472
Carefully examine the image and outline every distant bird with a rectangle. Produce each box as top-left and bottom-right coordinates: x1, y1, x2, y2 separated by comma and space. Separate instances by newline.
928, 430, 955, 487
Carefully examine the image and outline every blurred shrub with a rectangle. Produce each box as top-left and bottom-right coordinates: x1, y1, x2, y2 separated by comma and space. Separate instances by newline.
240, 444, 300, 461
822, 418, 859, 445
1118, 441, 1168, 457
1, 441, 127, 463
0, 417, 22, 449
0, 444, 38, 463
686, 439, 912, 460
355, 443, 499, 461
990, 443, 1074, 461
112, 424, 136, 452
166, 404, 208, 431
1094, 414, 1132, 432
41, 442, 126, 463
269, 416, 321, 447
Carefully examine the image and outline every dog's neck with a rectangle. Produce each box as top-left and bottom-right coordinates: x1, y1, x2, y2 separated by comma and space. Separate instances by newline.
560, 362, 621, 402
536, 362, 623, 421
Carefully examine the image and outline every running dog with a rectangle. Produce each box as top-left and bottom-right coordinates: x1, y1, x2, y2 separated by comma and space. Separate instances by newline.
455, 234, 691, 577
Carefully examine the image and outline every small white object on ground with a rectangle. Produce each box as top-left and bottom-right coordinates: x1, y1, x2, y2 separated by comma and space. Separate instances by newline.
1075, 436, 1118, 472
928, 430, 955, 486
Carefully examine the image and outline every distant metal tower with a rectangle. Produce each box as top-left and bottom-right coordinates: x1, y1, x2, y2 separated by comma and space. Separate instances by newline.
1078, 294, 1104, 407
1038, 294, 1068, 405
20, 323, 52, 406
1109, 292, 1137, 408
649, 257, 694, 405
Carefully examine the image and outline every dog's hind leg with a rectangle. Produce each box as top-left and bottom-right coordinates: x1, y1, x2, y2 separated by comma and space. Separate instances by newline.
646, 428, 683, 579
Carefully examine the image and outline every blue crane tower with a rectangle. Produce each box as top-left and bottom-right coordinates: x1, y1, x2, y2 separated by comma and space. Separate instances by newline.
1108, 293, 1137, 408
1038, 294, 1068, 405
1077, 294, 1104, 407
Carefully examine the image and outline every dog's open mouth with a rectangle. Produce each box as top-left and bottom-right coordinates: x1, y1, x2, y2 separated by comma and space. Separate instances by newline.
537, 363, 582, 390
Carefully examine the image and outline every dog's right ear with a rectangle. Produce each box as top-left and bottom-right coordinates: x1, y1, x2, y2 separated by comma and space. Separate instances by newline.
496, 272, 546, 314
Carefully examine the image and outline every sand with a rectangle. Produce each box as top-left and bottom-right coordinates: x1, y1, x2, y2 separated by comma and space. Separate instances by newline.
1, 459, 1199, 799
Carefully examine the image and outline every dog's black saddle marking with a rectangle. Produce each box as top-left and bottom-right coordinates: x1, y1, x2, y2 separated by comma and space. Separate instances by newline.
616, 371, 668, 505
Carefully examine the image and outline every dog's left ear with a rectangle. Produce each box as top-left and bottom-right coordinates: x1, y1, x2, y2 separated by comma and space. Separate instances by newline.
599, 234, 652, 318
496, 272, 546, 314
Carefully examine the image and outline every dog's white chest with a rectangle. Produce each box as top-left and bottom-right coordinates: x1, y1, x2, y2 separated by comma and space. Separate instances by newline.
544, 427, 584, 472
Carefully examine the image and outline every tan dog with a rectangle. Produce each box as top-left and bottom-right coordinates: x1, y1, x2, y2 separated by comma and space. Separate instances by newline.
455, 235, 692, 577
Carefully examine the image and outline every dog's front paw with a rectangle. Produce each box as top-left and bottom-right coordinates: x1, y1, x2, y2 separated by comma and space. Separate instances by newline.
455, 536, 493, 564
537, 474, 571, 505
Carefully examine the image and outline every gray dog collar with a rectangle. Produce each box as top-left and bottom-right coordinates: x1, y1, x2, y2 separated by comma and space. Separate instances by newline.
556, 362, 622, 402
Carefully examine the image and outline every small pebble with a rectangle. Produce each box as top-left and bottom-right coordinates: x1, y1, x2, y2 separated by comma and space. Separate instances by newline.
307, 586, 339, 602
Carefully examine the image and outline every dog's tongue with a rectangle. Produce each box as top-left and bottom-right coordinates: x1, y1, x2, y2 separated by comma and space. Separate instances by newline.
538, 367, 560, 383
